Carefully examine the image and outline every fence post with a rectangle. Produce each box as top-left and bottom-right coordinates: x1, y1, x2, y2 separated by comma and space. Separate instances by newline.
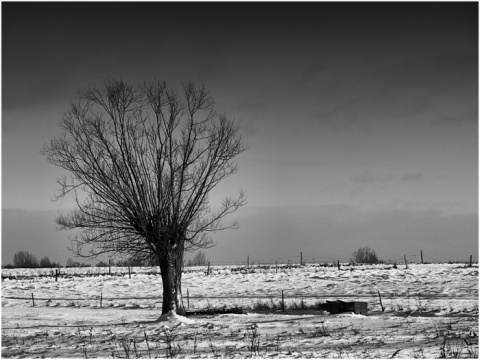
275, 261, 278, 273
247, 256, 249, 268
420, 250, 423, 264
470, 255, 473, 267
206, 262, 210, 276
337, 260, 341, 271
300, 252, 302, 266
281, 290, 285, 312
128, 266, 131, 279
55, 269, 58, 282
109, 259, 111, 275
100, 293, 103, 308
378, 291, 384, 312
404, 254, 409, 269
187, 289, 189, 309
32, 293, 35, 307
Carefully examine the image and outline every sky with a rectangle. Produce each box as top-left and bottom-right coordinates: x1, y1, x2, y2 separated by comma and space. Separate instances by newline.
2, 3, 478, 266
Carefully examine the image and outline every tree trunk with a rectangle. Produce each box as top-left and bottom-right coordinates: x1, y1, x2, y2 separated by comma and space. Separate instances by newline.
159, 249, 185, 316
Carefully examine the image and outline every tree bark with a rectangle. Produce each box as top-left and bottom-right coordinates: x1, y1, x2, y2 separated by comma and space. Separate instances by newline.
159, 248, 185, 316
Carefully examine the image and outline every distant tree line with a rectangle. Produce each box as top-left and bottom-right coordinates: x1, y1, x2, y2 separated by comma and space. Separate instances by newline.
2, 251, 59, 269
4, 248, 379, 269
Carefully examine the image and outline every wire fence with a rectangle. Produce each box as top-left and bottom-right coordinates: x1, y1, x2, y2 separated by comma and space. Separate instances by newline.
2, 251, 477, 314
1, 251, 477, 280
200, 251, 477, 268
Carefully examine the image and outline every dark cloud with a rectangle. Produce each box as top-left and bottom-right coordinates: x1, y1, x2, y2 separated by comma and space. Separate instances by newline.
4, 2, 476, 113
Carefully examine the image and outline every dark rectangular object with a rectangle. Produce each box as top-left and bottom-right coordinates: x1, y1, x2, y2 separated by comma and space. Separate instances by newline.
319, 300, 368, 315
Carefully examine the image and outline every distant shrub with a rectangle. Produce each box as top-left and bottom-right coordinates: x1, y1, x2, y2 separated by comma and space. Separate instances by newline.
3, 264, 14, 269
39, 256, 56, 268
96, 260, 109, 267
116, 255, 147, 267
351, 246, 379, 264
13, 251, 39, 268
187, 251, 208, 266
66, 257, 90, 267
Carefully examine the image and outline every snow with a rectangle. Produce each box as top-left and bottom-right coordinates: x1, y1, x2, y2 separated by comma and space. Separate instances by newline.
158, 311, 196, 324
2, 263, 478, 358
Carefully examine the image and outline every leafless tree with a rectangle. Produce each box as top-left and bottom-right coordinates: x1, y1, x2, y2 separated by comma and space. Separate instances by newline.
351, 246, 379, 264
42, 78, 247, 315
39, 256, 53, 268
188, 251, 208, 266
13, 251, 39, 268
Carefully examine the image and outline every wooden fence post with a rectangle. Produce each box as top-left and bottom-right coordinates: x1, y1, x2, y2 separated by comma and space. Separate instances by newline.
281, 290, 285, 312
470, 255, 473, 267
300, 252, 303, 266
420, 250, 423, 264
55, 269, 58, 282
206, 262, 210, 276
109, 259, 111, 275
187, 289, 189, 309
378, 291, 384, 312
275, 261, 278, 273
247, 256, 249, 268
128, 266, 131, 279
404, 254, 409, 269
100, 293, 103, 308
32, 293, 35, 307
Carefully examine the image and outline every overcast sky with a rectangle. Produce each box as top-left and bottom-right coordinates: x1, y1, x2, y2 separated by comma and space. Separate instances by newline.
2, 3, 478, 265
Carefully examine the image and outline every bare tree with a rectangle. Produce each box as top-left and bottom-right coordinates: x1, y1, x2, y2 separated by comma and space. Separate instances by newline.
40, 256, 53, 268
42, 78, 247, 316
351, 246, 379, 264
188, 251, 208, 266
13, 251, 39, 268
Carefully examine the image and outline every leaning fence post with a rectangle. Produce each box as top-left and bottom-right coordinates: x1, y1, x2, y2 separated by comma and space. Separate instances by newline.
378, 291, 384, 312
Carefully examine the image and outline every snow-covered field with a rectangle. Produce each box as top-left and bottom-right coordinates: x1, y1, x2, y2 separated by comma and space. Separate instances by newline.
2, 263, 478, 358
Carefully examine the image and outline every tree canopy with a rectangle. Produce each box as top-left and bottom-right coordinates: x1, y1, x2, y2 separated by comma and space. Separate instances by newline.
42, 78, 247, 315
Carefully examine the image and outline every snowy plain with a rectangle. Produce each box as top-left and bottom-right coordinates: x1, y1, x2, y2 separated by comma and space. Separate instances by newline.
1, 263, 478, 358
